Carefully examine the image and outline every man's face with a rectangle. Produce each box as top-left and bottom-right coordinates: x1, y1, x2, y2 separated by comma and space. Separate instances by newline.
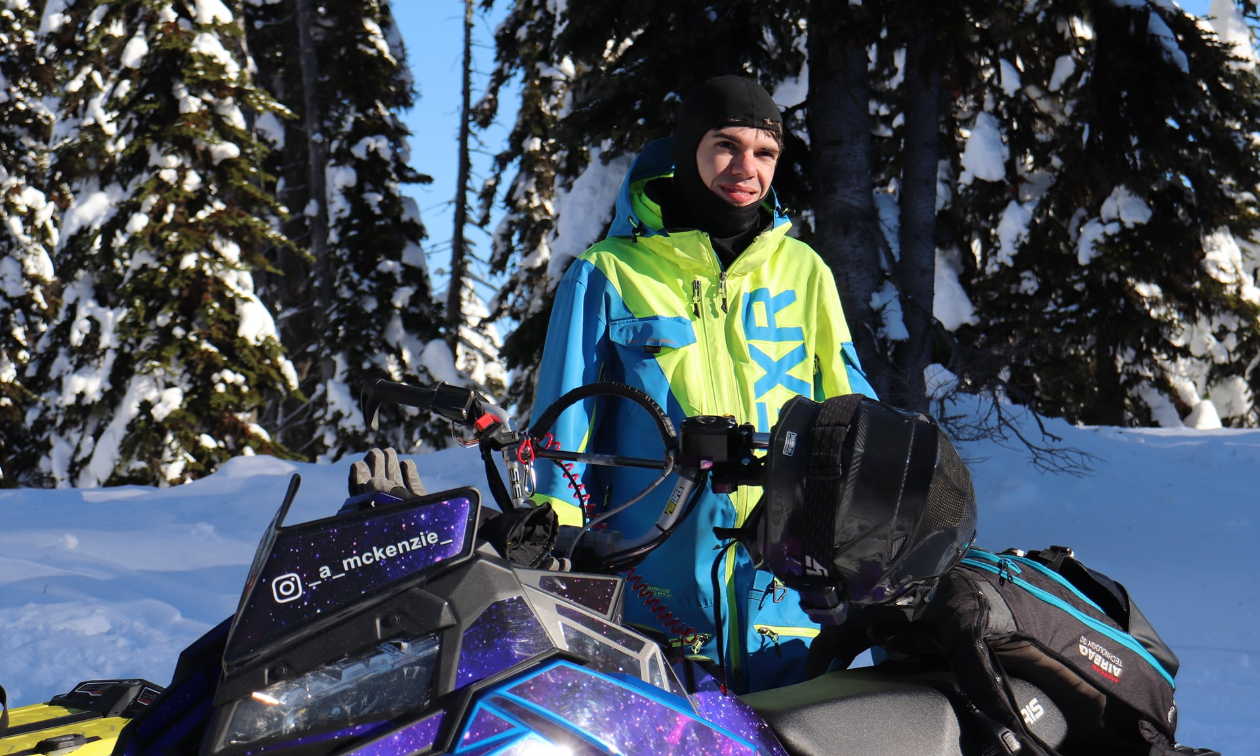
695, 126, 780, 207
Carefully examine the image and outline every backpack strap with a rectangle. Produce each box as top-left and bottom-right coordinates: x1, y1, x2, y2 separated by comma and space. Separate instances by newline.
921, 568, 1051, 754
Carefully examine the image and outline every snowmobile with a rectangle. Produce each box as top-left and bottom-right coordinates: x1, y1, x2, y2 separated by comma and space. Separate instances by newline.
1, 379, 1069, 756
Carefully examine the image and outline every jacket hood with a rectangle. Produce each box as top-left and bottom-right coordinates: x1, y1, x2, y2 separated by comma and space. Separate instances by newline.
606, 137, 790, 240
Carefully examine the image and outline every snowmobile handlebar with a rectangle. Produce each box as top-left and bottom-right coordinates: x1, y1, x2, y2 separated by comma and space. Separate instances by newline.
360, 378, 771, 570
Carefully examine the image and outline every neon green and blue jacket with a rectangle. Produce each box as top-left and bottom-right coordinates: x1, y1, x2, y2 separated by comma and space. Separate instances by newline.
530, 138, 877, 693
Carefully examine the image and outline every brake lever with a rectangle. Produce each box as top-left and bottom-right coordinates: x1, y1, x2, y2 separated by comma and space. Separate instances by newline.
449, 421, 480, 448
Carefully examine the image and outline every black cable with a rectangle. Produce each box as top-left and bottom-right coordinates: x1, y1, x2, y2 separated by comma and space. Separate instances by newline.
596, 470, 709, 571
709, 539, 740, 695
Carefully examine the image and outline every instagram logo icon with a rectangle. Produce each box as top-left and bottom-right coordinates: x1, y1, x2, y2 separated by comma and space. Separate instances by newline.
271, 573, 304, 603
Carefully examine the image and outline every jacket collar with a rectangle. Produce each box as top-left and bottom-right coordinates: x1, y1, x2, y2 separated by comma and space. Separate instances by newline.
607, 137, 791, 241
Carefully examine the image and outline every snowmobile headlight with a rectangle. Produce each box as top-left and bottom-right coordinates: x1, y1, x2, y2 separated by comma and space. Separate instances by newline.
215, 634, 441, 751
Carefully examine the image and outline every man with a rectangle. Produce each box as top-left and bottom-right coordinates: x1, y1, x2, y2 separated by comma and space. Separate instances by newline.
529, 75, 877, 693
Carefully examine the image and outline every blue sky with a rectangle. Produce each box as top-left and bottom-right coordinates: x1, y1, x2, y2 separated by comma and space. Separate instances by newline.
392, 2, 518, 299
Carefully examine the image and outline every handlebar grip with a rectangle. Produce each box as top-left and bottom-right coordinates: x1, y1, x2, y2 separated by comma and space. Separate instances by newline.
360, 379, 438, 430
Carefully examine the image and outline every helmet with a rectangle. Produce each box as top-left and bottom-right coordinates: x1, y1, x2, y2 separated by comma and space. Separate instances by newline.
753, 394, 977, 624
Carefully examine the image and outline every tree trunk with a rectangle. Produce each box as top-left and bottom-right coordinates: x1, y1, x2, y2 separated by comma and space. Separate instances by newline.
446, 0, 475, 355
806, 4, 886, 397
295, 0, 331, 384
1093, 292, 1125, 426
893, 21, 941, 413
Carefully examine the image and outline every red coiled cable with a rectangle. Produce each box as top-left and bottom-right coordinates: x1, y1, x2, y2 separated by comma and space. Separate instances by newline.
622, 564, 700, 647
538, 432, 598, 523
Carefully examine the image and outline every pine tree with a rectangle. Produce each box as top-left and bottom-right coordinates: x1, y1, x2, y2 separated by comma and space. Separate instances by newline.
479, 0, 568, 415
34, 0, 298, 487
952, 1, 1260, 428
0, 0, 55, 484
805, 3, 887, 399
446, 0, 505, 407
248, 0, 469, 459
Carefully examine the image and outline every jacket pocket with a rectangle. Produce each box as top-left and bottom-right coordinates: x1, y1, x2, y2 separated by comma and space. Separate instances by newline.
608, 315, 697, 353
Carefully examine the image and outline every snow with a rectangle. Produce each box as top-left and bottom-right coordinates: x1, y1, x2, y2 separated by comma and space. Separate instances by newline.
992, 199, 1034, 270
1078, 185, 1154, 265
254, 111, 286, 148
150, 387, 183, 422
37, 0, 73, 36
325, 164, 358, 237
60, 182, 123, 240
205, 140, 241, 164
172, 81, 202, 114
350, 135, 393, 162
420, 339, 459, 384
125, 212, 149, 234
1147, 11, 1190, 73
998, 59, 1021, 97
1184, 398, 1222, 429
1209, 375, 1252, 420
120, 34, 148, 69
1101, 184, 1152, 227
1203, 228, 1260, 304
1207, 0, 1257, 66
874, 190, 900, 259
1048, 55, 1075, 91
546, 147, 630, 285
934, 247, 978, 331
772, 66, 808, 108
959, 112, 1008, 184
324, 356, 366, 433
0, 257, 28, 298
194, 0, 234, 25
1111, 0, 1189, 71
923, 363, 959, 399
362, 18, 396, 65
236, 294, 279, 346
1137, 384, 1184, 428
80, 374, 167, 487
0, 401, 1256, 751
870, 280, 909, 341
214, 98, 247, 130
1076, 218, 1114, 265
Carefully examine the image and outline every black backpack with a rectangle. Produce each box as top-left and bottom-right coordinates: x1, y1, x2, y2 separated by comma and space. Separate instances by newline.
920, 545, 1215, 756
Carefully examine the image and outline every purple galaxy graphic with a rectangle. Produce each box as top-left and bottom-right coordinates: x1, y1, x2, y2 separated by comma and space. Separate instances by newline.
538, 574, 619, 616
340, 712, 443, 756
693, 689, 789, 756
456, 706, 517, 751
555, 604, 646, 653
230, 496, 473, 654
455, 596, 553, 687
500, 662, 758, 755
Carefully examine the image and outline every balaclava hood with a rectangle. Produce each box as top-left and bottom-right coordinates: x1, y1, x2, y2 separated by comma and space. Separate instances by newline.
668, 75, 783, 240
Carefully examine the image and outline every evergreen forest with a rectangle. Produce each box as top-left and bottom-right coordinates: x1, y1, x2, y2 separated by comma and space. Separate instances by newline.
3, 0, 1260, 488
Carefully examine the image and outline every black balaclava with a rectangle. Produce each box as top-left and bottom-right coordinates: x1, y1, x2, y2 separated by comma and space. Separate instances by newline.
664, 75, 783, 264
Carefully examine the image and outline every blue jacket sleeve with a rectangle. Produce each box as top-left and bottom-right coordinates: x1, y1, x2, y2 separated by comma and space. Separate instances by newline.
528, 261, 611, 525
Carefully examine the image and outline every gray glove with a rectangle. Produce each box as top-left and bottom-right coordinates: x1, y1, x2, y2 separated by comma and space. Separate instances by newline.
348, 448, 427, 499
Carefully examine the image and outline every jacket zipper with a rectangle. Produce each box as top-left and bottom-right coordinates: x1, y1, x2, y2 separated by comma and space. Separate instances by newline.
689, 235, 749, 688
967, 570, 1005, 692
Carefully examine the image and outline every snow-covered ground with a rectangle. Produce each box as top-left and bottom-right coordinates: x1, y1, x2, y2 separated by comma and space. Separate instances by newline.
1, 401, 1256, 753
